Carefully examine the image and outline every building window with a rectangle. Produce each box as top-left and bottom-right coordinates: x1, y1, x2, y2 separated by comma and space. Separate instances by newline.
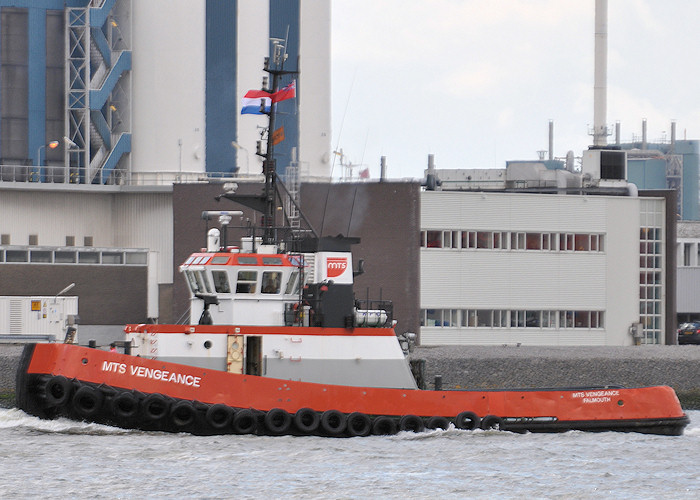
467, 231, 476, 248
476, 232, 491, 249
559, 310, 574, 328
125, 252, 147, 265
511, 232, 525, 250
426, 231, 442, 248
425, 309, 442, 326
510, 310, 525, 328
55, 251, 76, 263
78, 251, 99, 264
575, 234, 590, 251
476, 309, 492, 326
102, 252, 124, 264
30, 250, 52, 263
683, 242, 692, 267
421, 308, 603, 330
493, 232, 502, 249
6, 250, 28, 262
639, 200, 664, 344
29, 234, 38, 246
421, 229, 605, 253
442, 231, 452, 249
66, 236, 75, 247
525, 233, 541, 250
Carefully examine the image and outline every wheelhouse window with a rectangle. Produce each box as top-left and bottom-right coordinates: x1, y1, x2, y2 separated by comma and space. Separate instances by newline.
261, 271, 282, 294
284, 270, 300, 295
211, 270, 231, 293
236, 270, 257, 294
186, 270, 212, 294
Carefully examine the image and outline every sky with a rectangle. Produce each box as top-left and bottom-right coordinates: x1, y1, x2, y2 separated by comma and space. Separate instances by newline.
330, 0, 700, 181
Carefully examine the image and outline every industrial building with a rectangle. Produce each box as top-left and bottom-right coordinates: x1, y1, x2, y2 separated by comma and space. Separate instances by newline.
418, 149, 676, 346
0, 0, 331, 336
611, 120, 700, 323
0, 0, 331, 181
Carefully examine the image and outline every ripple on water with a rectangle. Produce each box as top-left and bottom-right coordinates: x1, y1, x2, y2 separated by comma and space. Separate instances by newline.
0, 408, 698, 499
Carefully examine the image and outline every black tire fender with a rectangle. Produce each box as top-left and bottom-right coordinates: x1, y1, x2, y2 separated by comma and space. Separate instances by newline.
111, 392, 139, 420
399, 414, 425, 433
264, 408, 292, 435
426, 416, 451, 430
72, 385, 104, 419
171, 400, 197, 428
142, 393, 170, 422
371, 416, 398, 435
480, 414, 503, 431
44, 376, 72, 407
320, 409, 347, 436
455, 411, 480, 430
206, 404, 234, 430
232, 408, 256, 434
346, 412, 372, 437
294, 407, 320, 434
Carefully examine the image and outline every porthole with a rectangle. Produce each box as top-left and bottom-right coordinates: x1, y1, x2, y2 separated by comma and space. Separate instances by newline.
204, 340, 212, 349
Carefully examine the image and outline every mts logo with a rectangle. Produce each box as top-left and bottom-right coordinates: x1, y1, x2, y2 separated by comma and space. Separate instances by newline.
326, 257, 348, 278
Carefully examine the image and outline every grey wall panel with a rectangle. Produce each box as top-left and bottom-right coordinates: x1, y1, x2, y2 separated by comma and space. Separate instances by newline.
677, 268, 700, 312
0, 264, 147, 324
1, 8, 29, 161
45, 10, 63, 165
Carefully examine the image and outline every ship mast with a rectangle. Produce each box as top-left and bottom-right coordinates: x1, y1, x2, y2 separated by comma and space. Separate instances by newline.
218, 42, 318, 248
260, 39, 296, 245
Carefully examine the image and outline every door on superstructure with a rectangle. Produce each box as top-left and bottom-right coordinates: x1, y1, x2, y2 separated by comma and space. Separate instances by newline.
226, 335, 244, 373
245, 336, 262, 376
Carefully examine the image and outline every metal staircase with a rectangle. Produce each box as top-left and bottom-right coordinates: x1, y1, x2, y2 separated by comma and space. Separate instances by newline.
65, 0, 131, 184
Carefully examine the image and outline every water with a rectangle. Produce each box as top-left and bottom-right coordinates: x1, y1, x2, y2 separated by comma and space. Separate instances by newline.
1, 409, 699, 499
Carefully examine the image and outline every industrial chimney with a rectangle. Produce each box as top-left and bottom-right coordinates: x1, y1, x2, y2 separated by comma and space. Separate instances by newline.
592, 0, 608, 147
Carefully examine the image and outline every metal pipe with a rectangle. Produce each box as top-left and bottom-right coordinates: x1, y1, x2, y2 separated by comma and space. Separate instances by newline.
671, 121, 676, 151
548, 120, 554, 160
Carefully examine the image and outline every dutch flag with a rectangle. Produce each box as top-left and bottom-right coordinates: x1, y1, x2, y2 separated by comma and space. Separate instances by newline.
241, 89, 272, 115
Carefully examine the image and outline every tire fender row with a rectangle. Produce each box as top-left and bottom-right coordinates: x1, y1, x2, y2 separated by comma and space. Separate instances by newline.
34, 375, 505, 436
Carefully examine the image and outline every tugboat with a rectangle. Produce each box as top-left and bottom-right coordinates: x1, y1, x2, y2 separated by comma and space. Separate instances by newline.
15, 54, 689, 437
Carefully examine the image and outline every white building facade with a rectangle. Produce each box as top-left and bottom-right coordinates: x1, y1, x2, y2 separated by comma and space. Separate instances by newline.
420, 191, 666, 346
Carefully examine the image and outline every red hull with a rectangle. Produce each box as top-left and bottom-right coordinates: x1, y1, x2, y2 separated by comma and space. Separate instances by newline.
17, 343, 689, 436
